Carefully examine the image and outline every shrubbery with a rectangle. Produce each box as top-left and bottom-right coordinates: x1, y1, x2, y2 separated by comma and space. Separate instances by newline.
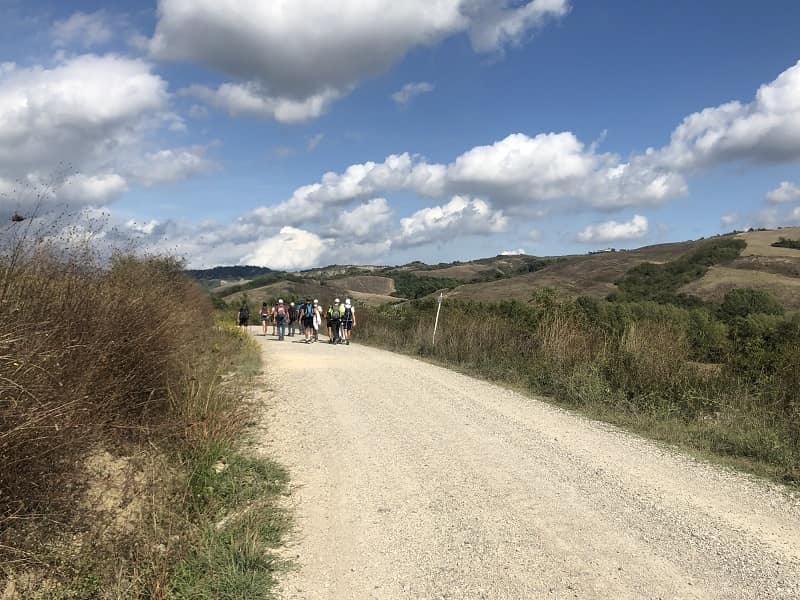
771, 237, 800, 250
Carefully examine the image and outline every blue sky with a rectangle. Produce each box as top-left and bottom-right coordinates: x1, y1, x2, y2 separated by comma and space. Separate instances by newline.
2, 1, 800, 268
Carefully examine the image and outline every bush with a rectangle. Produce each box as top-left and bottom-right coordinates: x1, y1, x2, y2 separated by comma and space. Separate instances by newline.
771, 237, 800, 250
717, 288, 784, 323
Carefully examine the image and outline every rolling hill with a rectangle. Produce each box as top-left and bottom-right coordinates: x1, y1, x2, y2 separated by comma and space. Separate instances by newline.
194, 227, 800, 310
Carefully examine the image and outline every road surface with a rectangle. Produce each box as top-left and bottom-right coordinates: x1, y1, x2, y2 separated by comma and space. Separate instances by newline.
255, 331, 800, 599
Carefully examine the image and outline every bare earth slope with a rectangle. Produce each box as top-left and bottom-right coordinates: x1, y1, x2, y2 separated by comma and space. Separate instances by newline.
258, 333, 800, 599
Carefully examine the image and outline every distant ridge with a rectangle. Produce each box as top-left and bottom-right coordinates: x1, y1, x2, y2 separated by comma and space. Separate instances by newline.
185, 265, 273, 280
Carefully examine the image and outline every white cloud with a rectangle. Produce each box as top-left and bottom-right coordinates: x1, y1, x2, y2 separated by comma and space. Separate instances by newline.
720, 212, 739, 227
242, 226, 329, 270
466, 0, 570, 53
59, 173, 128, 204
392, 82, 435, 106
0, 54, 212, 210
183, 82, 341, 123
335, 198, 393, 240
500, 248, 526, 256
576, 215, 649, 243
395, 195, 507, 247
766, 180, 800, 203
649, 59, 800, 171
528, 228, 542, 242
126, 146, 216, 186
51, 11, 113, 48
151, 0, 569, 121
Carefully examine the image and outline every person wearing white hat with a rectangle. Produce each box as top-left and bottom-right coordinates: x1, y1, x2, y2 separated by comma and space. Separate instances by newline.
342, 298, 356, 345
272, 298, 288, 340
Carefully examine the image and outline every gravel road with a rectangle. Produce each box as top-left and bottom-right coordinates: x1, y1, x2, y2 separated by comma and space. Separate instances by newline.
256, 331, 800, 599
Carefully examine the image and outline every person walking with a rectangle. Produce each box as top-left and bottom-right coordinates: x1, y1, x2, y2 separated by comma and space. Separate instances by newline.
237, 303, 249, 332
328, 299, 342, 344
342, 298, 356, 345
312, 299, 323, 342
260, 302, 270, 335
300, 297, 314, 343
288, 301, 298, 337
273, 299, 288, 340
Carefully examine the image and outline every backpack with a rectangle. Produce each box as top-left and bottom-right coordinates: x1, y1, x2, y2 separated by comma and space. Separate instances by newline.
276, 305, 286, 322
304, 303, 314, 319
329, 306, 340, 320
239, 306, 249, 320
343, 306, 353, 322
289, 306, 298, 321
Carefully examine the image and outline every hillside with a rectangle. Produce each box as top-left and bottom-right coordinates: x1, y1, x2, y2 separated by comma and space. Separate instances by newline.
196, 227, 800, 310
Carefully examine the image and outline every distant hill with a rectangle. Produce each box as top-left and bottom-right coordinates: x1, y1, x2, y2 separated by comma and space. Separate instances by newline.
186, 265, 273, 280
196, 227, 800, 310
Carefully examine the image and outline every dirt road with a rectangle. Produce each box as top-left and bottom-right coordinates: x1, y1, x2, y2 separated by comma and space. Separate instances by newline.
256, 332, 800, 599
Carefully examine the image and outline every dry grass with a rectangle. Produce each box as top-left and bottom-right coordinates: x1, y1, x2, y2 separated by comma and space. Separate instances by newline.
679, 266, 800, 309
0, 220, 283, 597
736, 227, 800, 258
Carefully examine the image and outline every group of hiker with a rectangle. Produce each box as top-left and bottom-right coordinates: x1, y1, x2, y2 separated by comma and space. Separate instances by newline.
236, 297, 356, 345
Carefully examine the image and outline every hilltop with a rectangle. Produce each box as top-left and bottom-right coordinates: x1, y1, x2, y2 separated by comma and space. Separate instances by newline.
190, 227, 800, 310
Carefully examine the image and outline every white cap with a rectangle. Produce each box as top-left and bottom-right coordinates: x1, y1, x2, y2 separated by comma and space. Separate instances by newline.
278, 299, 283, 304
345, 298, 351, 306
313, 298, 319, 304
334, 298, 340, 303
290, 302, 295, 306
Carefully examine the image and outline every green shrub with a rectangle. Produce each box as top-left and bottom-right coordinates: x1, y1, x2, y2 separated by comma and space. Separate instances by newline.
771, 237, 800, 250
717, 288, 784, 323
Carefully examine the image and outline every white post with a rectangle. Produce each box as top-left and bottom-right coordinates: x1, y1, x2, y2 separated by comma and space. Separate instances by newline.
432, 292, 443, 346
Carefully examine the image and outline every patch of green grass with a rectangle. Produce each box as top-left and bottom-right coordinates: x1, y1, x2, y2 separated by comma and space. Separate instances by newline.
170, 444, 290, 600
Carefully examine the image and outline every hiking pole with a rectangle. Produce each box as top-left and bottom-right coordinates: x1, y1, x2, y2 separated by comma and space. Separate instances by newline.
432, 292, 443, 346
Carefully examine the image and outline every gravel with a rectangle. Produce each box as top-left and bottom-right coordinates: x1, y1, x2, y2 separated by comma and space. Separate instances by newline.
257, 333, 800, 599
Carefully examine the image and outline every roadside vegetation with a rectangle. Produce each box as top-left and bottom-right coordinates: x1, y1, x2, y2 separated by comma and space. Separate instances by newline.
0, 221, 287, 598
359, 239, 800, 484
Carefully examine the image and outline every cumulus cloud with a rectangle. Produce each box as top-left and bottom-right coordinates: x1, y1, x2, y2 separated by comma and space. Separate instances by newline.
0, 54, 214, 210
392, 82, 435, 106
648, 59, 800, 171
241, 227, 329, 270
335, 198, 393, 240
575, 215, 649, 243
500, 248, 526, 255
720, 212, 739, 227
395, 195, 507, 248
51, 11, 113, 48
151, 0, 569, 121
766, 180, 800, 203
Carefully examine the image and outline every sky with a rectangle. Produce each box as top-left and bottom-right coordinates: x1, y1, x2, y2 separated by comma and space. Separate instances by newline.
2, 0, 800, 269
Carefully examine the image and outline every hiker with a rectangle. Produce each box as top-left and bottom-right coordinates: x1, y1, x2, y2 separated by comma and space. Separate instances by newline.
273, 299, 288, 341
288, 302, 298, 337
260, 302, 270, 335
342, 298, 356, 345
237, 303, 249, 332
325, 303, 335, 341
312, 299, 322, 342
300, 297, 314, 343
328, 299, 342, 344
